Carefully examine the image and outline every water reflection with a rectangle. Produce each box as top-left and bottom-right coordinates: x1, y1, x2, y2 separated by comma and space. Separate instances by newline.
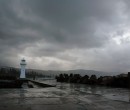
55, 82, 130, 102
18, 88, 26, 104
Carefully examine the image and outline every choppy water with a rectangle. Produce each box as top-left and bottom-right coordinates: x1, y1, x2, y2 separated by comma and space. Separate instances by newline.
0, 79, 130, 110
40, 79, 130, 102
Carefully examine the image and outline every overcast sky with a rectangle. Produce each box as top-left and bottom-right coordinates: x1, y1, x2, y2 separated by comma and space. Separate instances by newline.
1, 0, 130, 72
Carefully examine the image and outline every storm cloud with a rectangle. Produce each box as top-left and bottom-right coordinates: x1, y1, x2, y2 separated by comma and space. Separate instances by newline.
0, 0, 130, 72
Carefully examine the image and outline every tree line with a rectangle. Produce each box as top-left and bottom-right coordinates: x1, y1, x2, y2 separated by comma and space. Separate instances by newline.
56, 73, 129, 88
0, 67, 48, 80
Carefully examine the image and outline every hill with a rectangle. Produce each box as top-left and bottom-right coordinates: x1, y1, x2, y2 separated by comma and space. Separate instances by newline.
0, 66, 121, 77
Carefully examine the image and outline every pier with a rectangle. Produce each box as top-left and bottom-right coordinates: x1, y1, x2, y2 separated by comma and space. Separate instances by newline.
28, 79, 56, 87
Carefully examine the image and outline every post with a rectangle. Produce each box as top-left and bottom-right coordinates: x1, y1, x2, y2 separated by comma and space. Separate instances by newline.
128, 72, 130, 89
128, 72, 130, 102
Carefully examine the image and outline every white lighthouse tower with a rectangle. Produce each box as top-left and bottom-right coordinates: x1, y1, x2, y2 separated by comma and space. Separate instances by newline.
20, 58, 27, 79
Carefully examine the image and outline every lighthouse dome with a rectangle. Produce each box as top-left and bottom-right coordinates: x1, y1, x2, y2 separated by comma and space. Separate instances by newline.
20, 58, 27, 65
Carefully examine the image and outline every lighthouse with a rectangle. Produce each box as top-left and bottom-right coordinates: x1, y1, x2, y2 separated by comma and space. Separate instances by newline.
20, 58, 27, 79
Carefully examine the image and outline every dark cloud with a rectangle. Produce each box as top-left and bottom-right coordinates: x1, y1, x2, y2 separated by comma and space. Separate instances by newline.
0, 0, 130, 72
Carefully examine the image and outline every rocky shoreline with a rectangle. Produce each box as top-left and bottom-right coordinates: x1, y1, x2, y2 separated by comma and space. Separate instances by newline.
56, 72, 130, 88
